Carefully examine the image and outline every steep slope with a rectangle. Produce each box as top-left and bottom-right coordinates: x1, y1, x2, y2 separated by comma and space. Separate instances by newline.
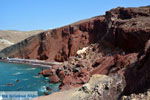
0, 30, 43, 50
0, 16, 106, 61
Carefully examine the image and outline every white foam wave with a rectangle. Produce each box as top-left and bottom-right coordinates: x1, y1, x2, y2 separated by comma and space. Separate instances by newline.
33, 75, 41, 78
26, 68, 36, 70
12, 72, 22, 75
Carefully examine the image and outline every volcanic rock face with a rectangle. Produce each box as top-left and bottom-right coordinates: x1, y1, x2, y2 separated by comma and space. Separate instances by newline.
0, 16, 106, 61
1, 6, 150, 99
104, 7, 150, 52
40, 43, 137, 90
122, 40, 150, 95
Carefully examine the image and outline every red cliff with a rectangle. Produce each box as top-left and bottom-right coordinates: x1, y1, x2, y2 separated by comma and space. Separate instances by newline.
0, 16, 106, 61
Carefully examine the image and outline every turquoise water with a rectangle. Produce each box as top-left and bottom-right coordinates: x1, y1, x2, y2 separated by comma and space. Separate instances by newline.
0, 62, 60, 96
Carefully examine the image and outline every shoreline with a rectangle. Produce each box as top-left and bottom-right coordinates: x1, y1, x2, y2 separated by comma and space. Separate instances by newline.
0, 58, 62, 68
0, 59, 61, 97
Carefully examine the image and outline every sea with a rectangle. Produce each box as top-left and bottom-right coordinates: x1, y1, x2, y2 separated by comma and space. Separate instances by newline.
0, 62, 60, 96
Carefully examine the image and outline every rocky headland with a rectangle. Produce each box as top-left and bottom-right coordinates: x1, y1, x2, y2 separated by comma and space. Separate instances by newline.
1, 6, 150, 100
0, 30, 43, 50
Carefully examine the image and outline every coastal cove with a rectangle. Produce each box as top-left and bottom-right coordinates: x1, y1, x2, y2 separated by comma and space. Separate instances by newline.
0, 5, 150, 100
0, 62, 60, 96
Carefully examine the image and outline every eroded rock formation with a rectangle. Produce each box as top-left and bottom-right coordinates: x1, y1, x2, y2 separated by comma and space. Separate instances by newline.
0, 16, 106, 61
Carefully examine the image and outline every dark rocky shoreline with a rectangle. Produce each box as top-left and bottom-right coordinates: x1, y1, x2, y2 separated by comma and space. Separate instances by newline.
0, 58, 62, 68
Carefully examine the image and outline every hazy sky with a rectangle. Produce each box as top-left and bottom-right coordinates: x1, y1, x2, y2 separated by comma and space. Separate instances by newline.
0, 0, 150, 31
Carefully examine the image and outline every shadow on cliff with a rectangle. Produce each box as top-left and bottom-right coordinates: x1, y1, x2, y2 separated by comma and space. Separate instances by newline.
122, 47, 150, 96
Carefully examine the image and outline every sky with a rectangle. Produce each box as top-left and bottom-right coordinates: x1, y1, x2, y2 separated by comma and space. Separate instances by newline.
0, 0, 150, 31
